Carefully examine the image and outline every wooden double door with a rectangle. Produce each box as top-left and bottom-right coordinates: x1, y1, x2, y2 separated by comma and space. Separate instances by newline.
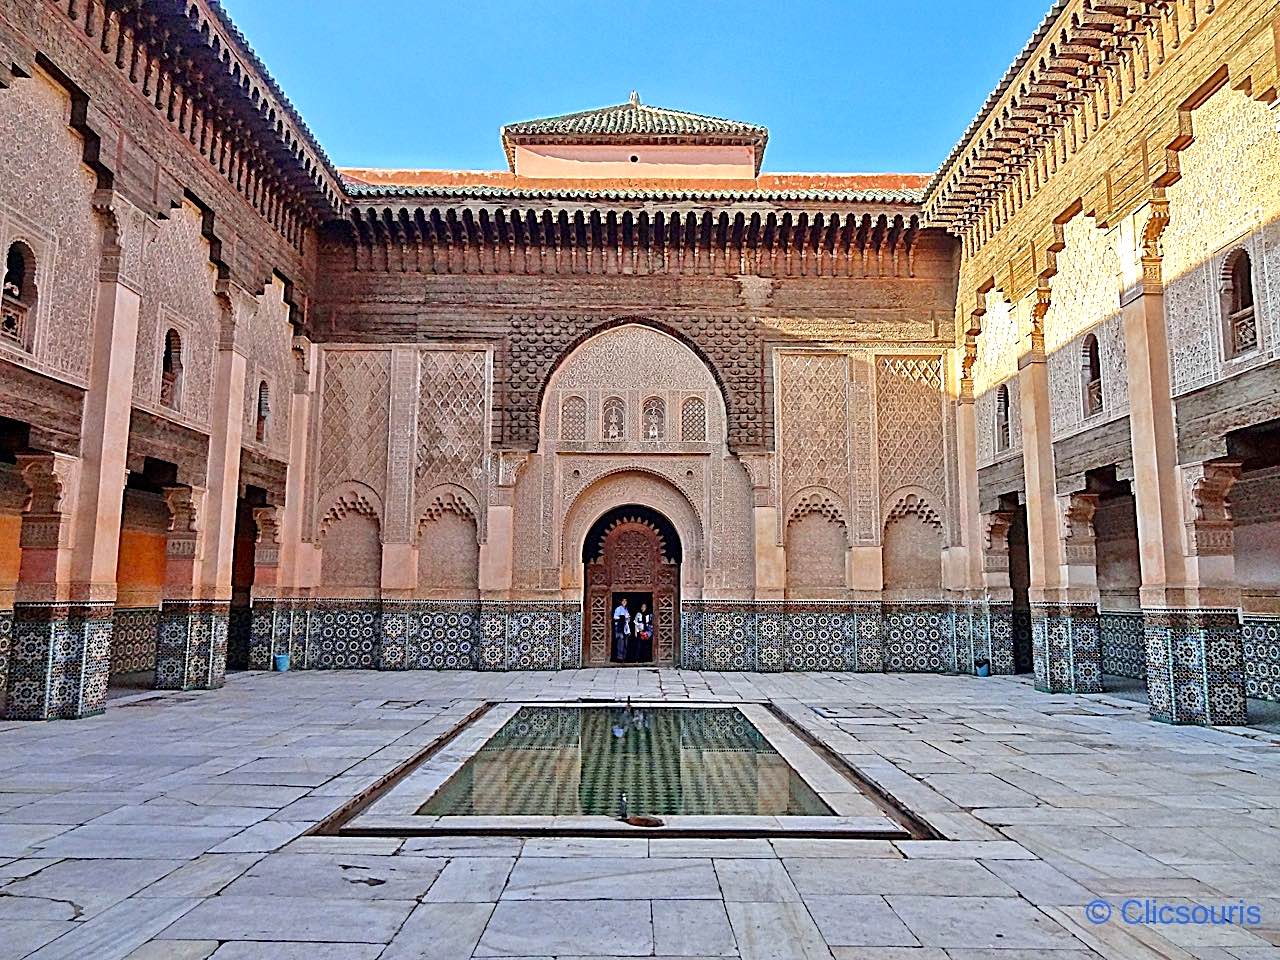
584, 519, 679, 666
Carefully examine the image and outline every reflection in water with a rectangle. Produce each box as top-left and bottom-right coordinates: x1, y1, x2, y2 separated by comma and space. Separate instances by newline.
419, 706, 833, 817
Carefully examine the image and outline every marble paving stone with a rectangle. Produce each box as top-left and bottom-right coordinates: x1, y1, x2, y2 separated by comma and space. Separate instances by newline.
0, 857, 182, 917
400, 835, 524, 858
650, 838, 775, 858
714, 858, 801, 901
123, 941, 218, 960
920, 774, 1038, 808
783, 858, 1013, 897
90, 804, 272, 828
768, 839, 900, 859
0, 824, 72, 856
503, 857, 721, 900
886, 895, 1083, 949
208, 820, 310, 853
475, 899, 653, 957
0, 801, 127, 825
895, 840, 1036, 859
282, 836, 403, 855
221, 853, 446, 900
34, 824, 241, 860
521, 837, 650, 858
652, 899, 738, 957
0, 921, 79, 960
980, 858, 1098, 906
803, 895, 920, 947
725, 900, 833, 960
25, 896, 200, 960
159, 895, 414, 943
380, 901, 495, 960
424, 856, 515, 902
209, 943, 384, 960
137, 853, 265, 899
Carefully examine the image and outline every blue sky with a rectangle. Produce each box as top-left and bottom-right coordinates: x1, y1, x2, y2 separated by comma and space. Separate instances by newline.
220, 1, 1046, 174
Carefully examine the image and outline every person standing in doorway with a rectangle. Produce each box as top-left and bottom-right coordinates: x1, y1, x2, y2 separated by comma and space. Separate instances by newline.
612, 597, 631, 662
633, 602, 653, 661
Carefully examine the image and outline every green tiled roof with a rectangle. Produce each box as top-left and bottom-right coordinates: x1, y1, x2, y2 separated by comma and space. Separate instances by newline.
502, 93, 769, 172
503, 95, 768, 140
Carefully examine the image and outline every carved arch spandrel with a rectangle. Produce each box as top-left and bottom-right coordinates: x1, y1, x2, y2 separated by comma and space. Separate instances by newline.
316, 480, 383, 540
559, 470, 704, 596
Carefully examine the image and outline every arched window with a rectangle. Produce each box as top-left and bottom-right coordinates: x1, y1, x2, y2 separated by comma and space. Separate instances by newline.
681, 396, 707, 442
994, 384, 1011, 453
560, 395, 586, 441
1223, 249, 1257, 357
161, 329, 183, 410
642, 397, 665, 441
255, 381, 270, 442
1081, 333, 1102, 418
2, 242, 37, 346
602, 397, 626, 441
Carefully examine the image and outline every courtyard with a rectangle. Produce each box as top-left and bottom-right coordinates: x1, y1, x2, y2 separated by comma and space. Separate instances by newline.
0, 670, 1277, 959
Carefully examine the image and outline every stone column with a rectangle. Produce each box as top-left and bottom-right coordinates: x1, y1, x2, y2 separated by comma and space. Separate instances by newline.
740, 453, 785, 600
381, 346, 417, 601
276, 337, 318, 663
950, 372, 985, 595
1120, 199, 1249, 725
480, 451, 525, 600
7, 193, 140, 720
1031, 491, 1103, 694
1145, 460, 1247, 725
155, 485, 217, 690
248, 505, 282, 671
6, 454, 110, 720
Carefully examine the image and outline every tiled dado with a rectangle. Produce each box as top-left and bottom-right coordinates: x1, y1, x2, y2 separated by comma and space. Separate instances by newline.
6, 602, 113, 720
1031, 603, 1102, 694
0, 609, 11, 696
1244, 616, 1280, 703
110, 608, 159, 675
247, 600, 582, 672
1145, 608, 1247, 726
1100, 610, 1146, 680
679, 600, 1014, 675
155, 601, 229, 691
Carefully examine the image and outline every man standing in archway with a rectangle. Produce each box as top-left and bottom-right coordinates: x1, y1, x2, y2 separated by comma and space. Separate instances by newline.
612, 597, 631, 663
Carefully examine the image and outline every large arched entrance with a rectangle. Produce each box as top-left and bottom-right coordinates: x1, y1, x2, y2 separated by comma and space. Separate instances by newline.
582, 505, 681, 667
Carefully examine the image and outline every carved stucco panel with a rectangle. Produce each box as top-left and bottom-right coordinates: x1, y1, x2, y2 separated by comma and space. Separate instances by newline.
0, 72, 99, 381
876, 355, 945, 520
1165, 86, 1280, 395
134, 201, 219, 428
241, 278, 294, 461
312, 349, 391, 536
777, 352, 850, 518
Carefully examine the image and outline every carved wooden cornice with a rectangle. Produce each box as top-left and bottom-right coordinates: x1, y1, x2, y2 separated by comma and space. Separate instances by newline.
923, 1, 1214, 241
341, 202, 927, 279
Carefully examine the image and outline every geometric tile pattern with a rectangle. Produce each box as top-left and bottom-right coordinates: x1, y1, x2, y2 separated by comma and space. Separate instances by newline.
226, 605, 252, 671
154, 602, 229, 691
110, 608, 159, 676
1100, 611, 1146, 680
1244, 616, 1280, 703
1031, 603, 1102, 694
1145, 608, 1247, 726
0, 609, 11, 696
6, 602, 114, 720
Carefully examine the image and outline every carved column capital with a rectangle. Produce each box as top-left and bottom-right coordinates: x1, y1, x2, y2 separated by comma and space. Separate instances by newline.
1182, 459, 1241, 557
1057, 491, 1099, 564
15, 452, 80, 551
253, 505, 282, 567
163, 485, 206, 556
738, 452, 776, 507
981, 510, 1014, 573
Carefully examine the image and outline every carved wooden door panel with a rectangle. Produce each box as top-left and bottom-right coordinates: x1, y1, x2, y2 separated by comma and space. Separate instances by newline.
583, 518, 680, 666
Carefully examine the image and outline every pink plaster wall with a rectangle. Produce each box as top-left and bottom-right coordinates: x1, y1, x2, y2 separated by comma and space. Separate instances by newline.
513, 144, 757, 180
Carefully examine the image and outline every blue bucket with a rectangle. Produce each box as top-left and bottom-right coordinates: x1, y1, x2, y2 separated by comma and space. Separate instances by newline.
273, 653, 290, 673
976, 663, 991, 677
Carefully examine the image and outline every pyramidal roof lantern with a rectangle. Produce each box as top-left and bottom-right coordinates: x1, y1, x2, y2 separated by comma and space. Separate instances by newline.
501, 94, 770, 175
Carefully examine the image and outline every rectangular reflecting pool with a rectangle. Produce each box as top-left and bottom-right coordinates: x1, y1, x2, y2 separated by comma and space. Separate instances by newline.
417, 705, 834, 817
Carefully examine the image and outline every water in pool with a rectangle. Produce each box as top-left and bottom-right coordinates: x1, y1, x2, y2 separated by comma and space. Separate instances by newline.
418, 705, 833, 817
